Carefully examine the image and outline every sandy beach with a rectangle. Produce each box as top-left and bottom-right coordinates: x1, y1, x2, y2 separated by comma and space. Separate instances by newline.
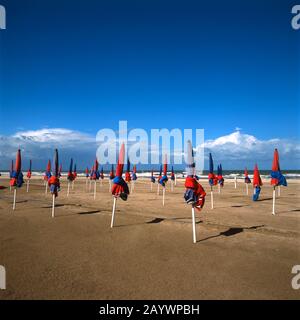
0, 177, 299, 300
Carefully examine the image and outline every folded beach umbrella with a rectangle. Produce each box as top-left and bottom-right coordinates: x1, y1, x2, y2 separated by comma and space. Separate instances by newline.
157, 164, 163, 195
208, 153, 218, 187
109, 165, 115, 180
71, 163, 77, 190
151, 169, 155, 183
111, 143, 130, 228
132, 165, 137, 181
85, 167, 89, 178
44, 159, 52, 181
159, 155, 168, 187
92, 159, 100, 199
73, 164, 77, 179
170, 166, 175, 191
208, 153, 217, 208
159, 155, 169, 206
270, 149, 287, 214
244, 168, 251, 184
253, 164, 263, 201
48, 149, 60, 217
26, 160, 32, 192
217, 164, 224, 187
150, 169, 155, 191
184, 141, 206, 243
67, 158, 74, 182
244, 167, 251, 195
10, 149, 24, 210
67, 158, 74, 196
9, 160, 14, 191
170, 166, 175, 181
125, 158, 131, 183
271, 149, 287, 187
100, 167, 104, 180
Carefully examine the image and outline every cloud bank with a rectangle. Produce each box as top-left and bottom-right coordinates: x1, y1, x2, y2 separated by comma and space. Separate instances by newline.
0, 128, 299, 170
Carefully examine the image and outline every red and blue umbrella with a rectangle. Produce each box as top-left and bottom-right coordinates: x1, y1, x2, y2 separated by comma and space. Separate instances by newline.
184, 141, 206, 211
271, 149, 287, 187
44, 159, 52, 181
244, 168, 251, 184
100, 167, 104, 180
73, 164, 77, 179
26, 160, 32, 179
217, 164, 224, 187
253, 164, 263, 201
67, 158, 75, 182
10, 149, 24, 188
109, 165, 115, 180
208, 153, 218, 187
125, 158, 131, 182
132, 165, 137, 181
151, 169, 155, 183
112, 143, 129, 200
159, 155, 168, 187
92, 159, 100, 180
48, 149, 60, 197
170, 166, 175, 181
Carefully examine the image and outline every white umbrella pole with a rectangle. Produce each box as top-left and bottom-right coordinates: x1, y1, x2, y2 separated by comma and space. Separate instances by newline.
218, 184, 221, 194
163, 187, 166, 206
12, 188, 17, 211
111, 197, 117, 228
86, 178, 88, 192
72, 180, 74, 190
157, 183, 160, 195
278, 186, 281, 197
151, 182, 153, 191
89, 179, 92, 192
246, 183, 249, 195
171, 180, 174, 192
93, 180, 97, 200
234, 177, 237, 189
130, 181, 134, 194
26, 179, 30, 193
192, 206, 197, 244
45, 183, 48, 195
52, 194, 55, 218
272, 187, 276, 215
67, 182, 70, 197
175, 174, 177, 186
109, 179, 112, 192
210, 187, 214, 209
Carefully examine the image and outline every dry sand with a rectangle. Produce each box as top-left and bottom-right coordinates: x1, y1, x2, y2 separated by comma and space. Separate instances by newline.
0, 176, 299, 300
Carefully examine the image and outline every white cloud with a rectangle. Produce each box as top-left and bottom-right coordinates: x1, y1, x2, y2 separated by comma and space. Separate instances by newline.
0, 128, 299, 170
201, 131, 300, 169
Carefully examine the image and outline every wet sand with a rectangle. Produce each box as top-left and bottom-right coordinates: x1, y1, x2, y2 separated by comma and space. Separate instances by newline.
0, 177, 299, 300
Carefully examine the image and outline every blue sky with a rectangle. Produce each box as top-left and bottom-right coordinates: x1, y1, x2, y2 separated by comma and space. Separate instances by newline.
0, 0, 299, 169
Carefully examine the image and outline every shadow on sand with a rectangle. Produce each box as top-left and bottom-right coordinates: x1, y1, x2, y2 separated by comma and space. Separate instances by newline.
197, 225, 265, 243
